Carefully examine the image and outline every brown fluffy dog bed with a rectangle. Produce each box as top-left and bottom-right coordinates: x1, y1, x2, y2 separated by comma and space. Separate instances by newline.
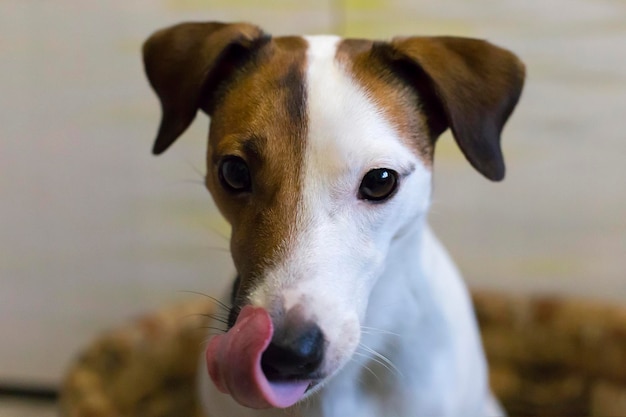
60, 292, 626, 416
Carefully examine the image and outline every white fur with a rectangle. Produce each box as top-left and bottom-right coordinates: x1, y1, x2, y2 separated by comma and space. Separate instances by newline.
199, 36, 501, 417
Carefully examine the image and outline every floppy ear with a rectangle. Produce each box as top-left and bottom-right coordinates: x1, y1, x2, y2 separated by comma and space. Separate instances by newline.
142, 22, 269, 155
375, 37, 525, 181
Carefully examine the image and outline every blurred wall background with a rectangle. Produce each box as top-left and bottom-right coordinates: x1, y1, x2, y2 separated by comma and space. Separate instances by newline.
1, 0, 624, 389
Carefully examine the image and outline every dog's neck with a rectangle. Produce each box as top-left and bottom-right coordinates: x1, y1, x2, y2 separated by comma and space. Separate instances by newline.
323, 216, 489, 416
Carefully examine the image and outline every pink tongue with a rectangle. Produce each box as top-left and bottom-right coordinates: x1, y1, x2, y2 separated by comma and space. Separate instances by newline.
205, 305, 310, 409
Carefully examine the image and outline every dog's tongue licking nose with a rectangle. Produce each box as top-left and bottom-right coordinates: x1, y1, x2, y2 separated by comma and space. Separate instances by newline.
205, 305, 310, 409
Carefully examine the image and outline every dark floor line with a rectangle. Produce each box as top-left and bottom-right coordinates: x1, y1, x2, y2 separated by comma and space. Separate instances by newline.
0, 384, 58, 401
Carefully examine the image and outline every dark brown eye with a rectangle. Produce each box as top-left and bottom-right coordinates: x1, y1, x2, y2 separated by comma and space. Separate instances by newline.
359, 168, 398, 201
218, 156, 251, 193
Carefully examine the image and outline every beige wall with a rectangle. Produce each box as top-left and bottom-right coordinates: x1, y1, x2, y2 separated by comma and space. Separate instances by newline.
1, 0, 625, 385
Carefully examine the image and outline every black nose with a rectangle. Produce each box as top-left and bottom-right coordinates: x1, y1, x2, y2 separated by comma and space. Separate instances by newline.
261, 323, 325, 381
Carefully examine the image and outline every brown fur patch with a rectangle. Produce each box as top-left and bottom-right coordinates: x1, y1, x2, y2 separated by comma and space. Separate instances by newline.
205, 36, 308, 298
336, 39, 434, 165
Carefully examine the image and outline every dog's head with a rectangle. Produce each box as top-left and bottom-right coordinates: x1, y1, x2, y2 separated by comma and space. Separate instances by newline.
143, 22, 524, 409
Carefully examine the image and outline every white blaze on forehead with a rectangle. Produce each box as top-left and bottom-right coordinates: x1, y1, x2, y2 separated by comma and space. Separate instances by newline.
276, 36, 426, 297
302, 36, 418, 200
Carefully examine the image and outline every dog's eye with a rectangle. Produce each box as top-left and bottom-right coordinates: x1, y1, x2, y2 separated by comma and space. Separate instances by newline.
359, 168, 398, 202
218, 156, 251, 193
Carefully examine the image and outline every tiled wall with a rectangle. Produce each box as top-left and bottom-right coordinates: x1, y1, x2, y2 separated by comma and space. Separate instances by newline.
1, 0, 624, 385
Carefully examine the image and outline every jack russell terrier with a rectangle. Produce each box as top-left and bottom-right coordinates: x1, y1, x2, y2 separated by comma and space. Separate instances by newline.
143, 21, 524, 417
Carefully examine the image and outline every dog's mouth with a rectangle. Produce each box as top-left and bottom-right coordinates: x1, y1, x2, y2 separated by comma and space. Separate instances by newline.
205, 306, 319, 409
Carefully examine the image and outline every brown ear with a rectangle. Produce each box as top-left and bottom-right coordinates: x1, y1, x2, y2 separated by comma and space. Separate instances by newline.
377, 37, 525, 181
142, 22, 269, 155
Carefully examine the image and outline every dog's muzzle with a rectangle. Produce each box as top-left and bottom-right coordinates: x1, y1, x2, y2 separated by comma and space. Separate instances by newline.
205, 305, 324, 409
261, 320, 325, 381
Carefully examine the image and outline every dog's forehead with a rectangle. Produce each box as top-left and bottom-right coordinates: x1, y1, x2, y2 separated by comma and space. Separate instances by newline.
209, 35, 429, 165
304, 36, 428, 174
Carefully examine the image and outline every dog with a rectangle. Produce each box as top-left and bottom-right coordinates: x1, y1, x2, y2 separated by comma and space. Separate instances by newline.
143, 21, 524, 417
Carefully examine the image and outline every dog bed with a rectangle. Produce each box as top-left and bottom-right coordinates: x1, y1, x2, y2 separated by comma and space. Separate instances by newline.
59, 292, 626, 417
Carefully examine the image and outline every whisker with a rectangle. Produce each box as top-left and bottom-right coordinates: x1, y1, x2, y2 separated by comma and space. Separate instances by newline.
359, 344, 395, 367
178, 290, 231, 311
351, 352, 382, 384
180, 312, 227, 322
355, 348, 393, 376
177, 159, 232, 244
358, 344, 403, 378
184, 158, 206, 179
360, 326, 403, 338
197, 314, 229, 325
200, 326, 228, 333
197, 311, 230, 320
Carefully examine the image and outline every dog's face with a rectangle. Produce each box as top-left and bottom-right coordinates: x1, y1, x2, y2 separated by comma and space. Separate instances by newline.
143, 22, 524, 409
205, 35, 436, 379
